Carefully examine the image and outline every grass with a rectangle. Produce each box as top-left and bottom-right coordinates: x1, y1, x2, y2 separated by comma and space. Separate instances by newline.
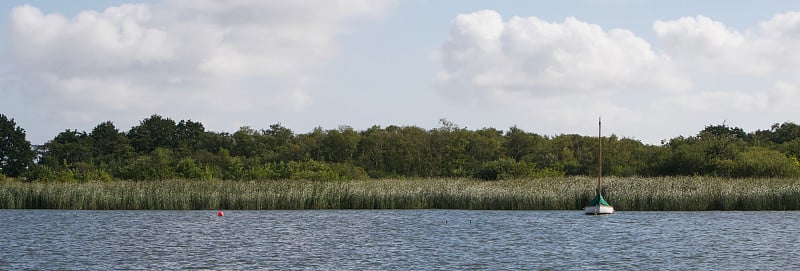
1, 177, 800, 210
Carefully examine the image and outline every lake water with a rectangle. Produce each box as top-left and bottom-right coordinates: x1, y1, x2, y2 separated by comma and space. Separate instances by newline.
2, 210, 799, 270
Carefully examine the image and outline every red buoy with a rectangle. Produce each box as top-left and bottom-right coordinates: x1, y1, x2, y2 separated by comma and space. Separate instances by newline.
217, 210, 224, 217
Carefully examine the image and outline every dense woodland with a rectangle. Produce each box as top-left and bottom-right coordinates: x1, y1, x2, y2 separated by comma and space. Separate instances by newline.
2, 113, 800, 182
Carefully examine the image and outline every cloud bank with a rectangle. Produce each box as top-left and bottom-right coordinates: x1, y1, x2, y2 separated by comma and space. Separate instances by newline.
438, 10, 800, 142
4, 0, 391, 128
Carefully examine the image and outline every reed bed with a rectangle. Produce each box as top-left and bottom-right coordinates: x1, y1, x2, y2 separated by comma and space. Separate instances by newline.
1, 177, 800, 210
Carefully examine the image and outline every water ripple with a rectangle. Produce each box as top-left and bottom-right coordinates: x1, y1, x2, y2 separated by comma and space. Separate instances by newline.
2, 210, 800, 270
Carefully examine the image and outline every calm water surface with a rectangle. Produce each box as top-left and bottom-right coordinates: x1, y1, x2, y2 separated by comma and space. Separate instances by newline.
2, 210, 799, 270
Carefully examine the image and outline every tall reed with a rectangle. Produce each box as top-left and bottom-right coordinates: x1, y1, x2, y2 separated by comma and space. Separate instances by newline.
1, 177, 799, 210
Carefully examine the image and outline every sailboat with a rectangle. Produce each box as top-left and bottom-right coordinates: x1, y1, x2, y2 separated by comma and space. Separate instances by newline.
584, 118, 614, 215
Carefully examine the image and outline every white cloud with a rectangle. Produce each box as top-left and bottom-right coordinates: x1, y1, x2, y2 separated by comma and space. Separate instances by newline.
654, 15, 772, 75
438, 10, 800, 143
3, 1, 392, 130
9, 4, 173, 73
439, 10, 686, 101
653, 91, 769, 113
654, 12, 800, 79
767, 81, 800, 114
651, 13, 800, 114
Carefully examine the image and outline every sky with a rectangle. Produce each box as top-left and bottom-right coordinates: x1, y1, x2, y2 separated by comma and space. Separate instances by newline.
2, 0, 800, 145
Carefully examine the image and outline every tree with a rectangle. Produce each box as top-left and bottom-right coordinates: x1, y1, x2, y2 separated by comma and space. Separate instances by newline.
699, 123, 746, 161
467, 128, 504, 165
119, 148, 175, 181
756, 122, 800, 144
40, 130, 93, 169
197, 131, 234, 155
295, 127, 325, 161
428, 120, 471, 177
0, 114, 35, 177
128, 115, 177, 153
718, 147, 800, 177
355, 125, 429, 177
263, 123, 295, 162
602, 136, 648, 176
89, 121, 132, 165
356, 126, 390, 177
663, 136, 706, 175
231, 126, 264, 158
320, 126, 360, 163
504, 126, 538, 162
174, 120, 206, 156
549, 134, 594, 175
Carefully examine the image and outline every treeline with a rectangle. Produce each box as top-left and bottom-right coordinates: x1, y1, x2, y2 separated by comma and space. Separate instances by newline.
1, 114, 800, 182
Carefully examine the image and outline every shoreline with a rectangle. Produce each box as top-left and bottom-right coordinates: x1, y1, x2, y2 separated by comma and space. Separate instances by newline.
2, 177, 799, 211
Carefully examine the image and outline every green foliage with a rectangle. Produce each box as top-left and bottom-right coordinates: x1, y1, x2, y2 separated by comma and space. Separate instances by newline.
118, 148, 175, 181
532, 167, 567, 178
467, 128, 504, 164
770, 138, 800, 161
231, 126, 266, 158
666, 138, 706, 175
39, 130, 93, 168
701, 123, 746, 139
603, 136, 648, 176
475, 158, 534, 180
428, 120, 472, 177
356, 125, 429, 178
78, 168, 114, 182
0, 114, 35, 177
90, 121, 132, 163
475, 158, 566, 180
4, 177, 800, 210
320, 126, 360, 163
287, 161, 339, 181
10, 114, 800, 182
724, 147, 800, 177
752, 122, 800, 145
328, 163, 370, 180
504, 126, 539, 161
266, 160, 368, 181
128, 115, 177, 153
26, 165, 77, 183
174, 120, 206, 155
175, 157, 212, 180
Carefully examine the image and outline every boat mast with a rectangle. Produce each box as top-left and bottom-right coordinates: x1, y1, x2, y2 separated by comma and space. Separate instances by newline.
597, 117, 603, 195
